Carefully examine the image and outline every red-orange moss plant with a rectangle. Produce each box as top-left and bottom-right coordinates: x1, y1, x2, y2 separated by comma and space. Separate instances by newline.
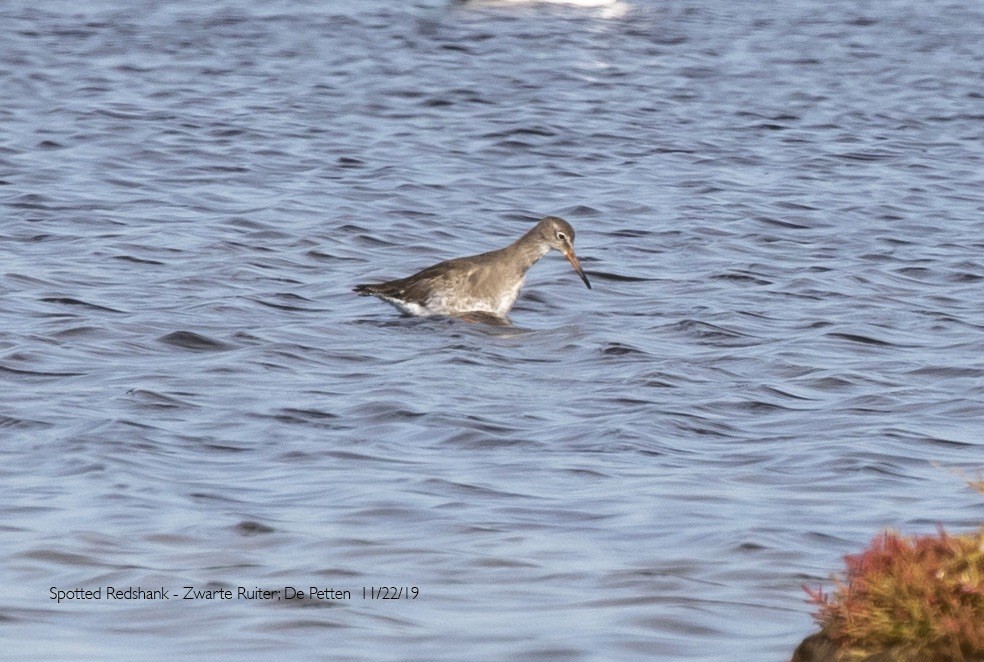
805, 527, 984, 661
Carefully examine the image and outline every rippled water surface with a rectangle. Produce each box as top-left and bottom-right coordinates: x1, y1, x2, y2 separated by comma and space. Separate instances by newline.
2, 0, 983, 659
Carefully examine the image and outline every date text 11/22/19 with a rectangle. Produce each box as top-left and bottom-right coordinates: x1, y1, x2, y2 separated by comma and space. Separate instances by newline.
364, 586, 419, 600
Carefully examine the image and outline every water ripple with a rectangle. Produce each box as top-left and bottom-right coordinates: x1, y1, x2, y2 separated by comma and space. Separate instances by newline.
1, 0, 982, 660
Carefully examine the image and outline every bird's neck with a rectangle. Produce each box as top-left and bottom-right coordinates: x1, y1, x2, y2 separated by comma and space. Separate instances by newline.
504, 229, 551, 272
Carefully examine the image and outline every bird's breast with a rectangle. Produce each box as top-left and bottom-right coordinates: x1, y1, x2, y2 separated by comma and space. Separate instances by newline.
419, 274, 525, 317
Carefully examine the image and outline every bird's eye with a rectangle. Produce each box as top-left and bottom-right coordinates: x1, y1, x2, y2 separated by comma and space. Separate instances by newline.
556, 232, 567, 241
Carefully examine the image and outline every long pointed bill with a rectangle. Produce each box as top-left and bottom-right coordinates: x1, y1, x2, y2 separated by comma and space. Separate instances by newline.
563, 249, 591, 289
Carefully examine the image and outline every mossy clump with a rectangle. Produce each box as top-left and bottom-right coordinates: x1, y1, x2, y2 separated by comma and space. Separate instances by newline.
804, 527, 984, 661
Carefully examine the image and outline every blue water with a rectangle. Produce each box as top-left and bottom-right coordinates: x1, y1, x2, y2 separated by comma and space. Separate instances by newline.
1, 0, 982, 659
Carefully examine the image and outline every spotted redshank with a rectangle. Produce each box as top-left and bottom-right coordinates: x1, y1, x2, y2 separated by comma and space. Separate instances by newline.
354, 216, 591, 320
